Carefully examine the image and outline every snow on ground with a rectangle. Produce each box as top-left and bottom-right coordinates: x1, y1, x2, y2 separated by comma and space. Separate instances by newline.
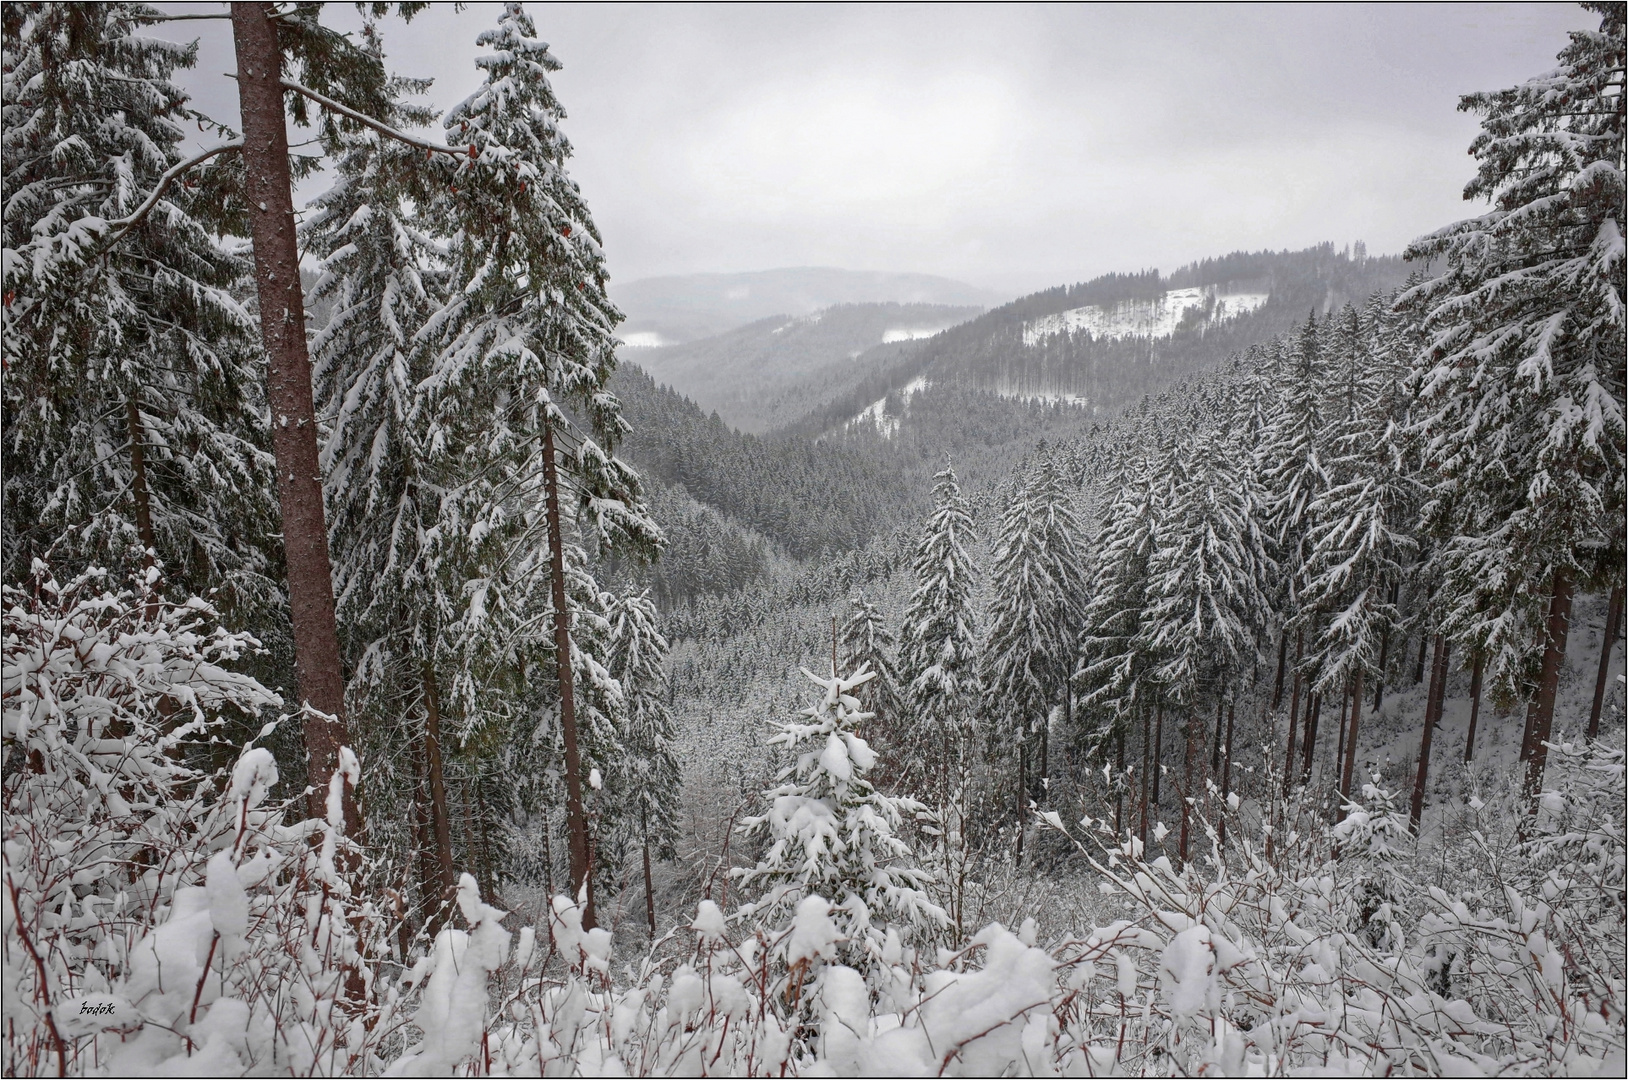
849, 375, 930, 438
1297, 589, 1624, 837
1023, 286, 1269, 345
883, 326, 942, 343
993, 387, 1092, 408
771, 311, 824, 334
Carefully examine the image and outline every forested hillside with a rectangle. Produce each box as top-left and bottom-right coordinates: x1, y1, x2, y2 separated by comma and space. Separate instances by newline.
2, 3, 1622, 1077
781, 244, 1412, 438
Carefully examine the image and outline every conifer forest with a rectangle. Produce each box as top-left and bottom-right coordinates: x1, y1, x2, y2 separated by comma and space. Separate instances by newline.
3, 2, 1626, 1075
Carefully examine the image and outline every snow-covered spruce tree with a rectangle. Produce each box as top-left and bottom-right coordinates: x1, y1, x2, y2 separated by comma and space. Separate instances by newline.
302, 29, 461, 927
605, 588, 680, 935
416, 4, 661, 925
840, 592, 902, 750
1075, 448, 1163, 839
1299, 308, 1420, 802
1402, 2, 1625, 806
734, 668, 947, 971
1136, 426, 1271, 861
1, 3, 279, 622
981, 454, 1088, 825
1257, 317, 1332, 786
898, 462, 982, 807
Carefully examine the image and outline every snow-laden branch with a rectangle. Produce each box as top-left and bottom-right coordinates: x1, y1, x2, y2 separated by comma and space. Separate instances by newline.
99, 141, 243, 251
279, 79, 464, 158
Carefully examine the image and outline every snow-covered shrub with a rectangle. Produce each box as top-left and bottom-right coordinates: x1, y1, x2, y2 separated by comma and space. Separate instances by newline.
1, 565, 382, 1075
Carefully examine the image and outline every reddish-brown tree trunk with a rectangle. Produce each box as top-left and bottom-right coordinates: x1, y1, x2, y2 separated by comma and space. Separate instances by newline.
1151, 704, 1164, 809
231, 3, 354, 829
1588, 584, 1624, 741
1271, 631, 1288, 710
1522, 570, 1574, 809
1410, 634, 1449, 833
1210, 682, 1226, 775
1218, 701, 1235, 849
543, 421, 595, 927
1334, 684, 1349, 789
126, 399, 157, 567
1138, 711, 1151, 845
1463, 655, 1485, 763
1300, 691, 1321, 783
1341, 668, 1364, 808
422, 662, 456, 909
641, 804, 657, 936
1114, 724, 1126, 836
1283, 629, 1303, 796
1179, 710, 1202, 865
1372, 627, 1390, 712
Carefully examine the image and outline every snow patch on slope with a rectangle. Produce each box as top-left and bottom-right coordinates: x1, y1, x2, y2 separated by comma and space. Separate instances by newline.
850, 376, 930, 438
995, 388, 1091, 408
882, 327, 942, 343
1023, 286, 1268, 345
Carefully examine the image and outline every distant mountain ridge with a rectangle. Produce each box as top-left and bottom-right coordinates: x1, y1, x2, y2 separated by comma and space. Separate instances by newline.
624, 302, 981, 434
611, 267, 1002, 345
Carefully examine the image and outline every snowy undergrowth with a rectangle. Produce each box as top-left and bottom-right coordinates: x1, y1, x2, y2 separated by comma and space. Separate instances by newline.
6, 571, 1623, 1075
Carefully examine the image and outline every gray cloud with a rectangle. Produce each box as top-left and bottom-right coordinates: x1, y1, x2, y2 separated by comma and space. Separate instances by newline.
156, 2, 1587, 292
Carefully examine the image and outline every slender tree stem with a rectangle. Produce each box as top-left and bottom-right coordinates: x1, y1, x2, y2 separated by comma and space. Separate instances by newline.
1587, 585, 1624, 741
543, 420, 595, 927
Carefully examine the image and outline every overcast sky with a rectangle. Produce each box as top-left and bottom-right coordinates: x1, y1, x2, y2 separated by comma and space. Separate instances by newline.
157, 2, 1588, 294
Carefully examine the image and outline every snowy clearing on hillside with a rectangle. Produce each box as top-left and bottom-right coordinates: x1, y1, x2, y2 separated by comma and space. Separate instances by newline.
994, 386, 1092, 407
882, 326, 942, 343
849, 375, 930, 437
1023, 285, 1270, 345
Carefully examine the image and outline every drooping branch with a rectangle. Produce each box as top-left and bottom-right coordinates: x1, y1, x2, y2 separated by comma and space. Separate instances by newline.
280, 78, 463, 158
99, 141, 243, 251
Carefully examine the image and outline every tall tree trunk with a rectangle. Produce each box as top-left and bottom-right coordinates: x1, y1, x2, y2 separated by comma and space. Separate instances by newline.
412, 736, 438, 933
1463, 655, 1485, 763
1334, 684, 1349, 790
1373, 582, 1399, 711
422, 661, 455, 914
1341, 668, 1364, 808
1372, 629, 1389, 711
1271, 631, 1288, 710
1301, 692, 1322, 783
1218, 702, 1235, 849
1588, 584, 1624, 741
1115, 724, 1126, 835
1284, 629, 1303, 796
231, 3, 354, 829
1410, 634, 1449, 833
1015, 740, 1027, 861
1413, 633, 1428, 685
125, 398, 157, 570
1522, 570, 1574, 810
1150, 704, 1164, 810
1179, 712, 1201, 866
1210, 679, 1226, 775
1138, 711, 1151, 845
542, 420, 595, 927
641, 803, 657, 936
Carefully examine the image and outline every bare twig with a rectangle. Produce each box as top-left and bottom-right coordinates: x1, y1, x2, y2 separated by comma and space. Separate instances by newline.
99, 141, 243, 251
279, 79, 462, 158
